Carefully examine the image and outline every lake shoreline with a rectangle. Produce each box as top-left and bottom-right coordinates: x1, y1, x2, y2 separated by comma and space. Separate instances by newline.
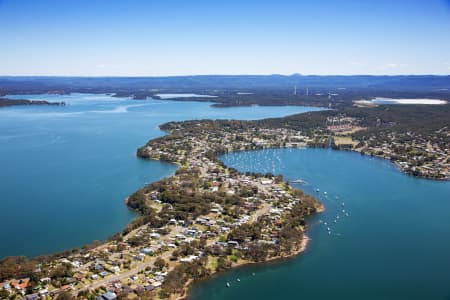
349, 147, 450, 182
176, 204, 325, 299
176, 231, 318, 300
82, 117, 326, 298
0, 97, 66, 107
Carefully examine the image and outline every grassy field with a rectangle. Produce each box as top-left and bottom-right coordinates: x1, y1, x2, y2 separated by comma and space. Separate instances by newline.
333, 136, 358, 146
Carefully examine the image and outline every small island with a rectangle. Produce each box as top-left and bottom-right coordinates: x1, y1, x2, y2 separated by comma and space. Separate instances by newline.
0, 98, 65, 108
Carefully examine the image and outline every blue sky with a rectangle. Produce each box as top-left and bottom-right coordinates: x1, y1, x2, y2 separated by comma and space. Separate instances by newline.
1, 0, 450, 76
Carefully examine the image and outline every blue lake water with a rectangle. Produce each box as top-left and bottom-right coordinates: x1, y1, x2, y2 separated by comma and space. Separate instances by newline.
190, 148, 450, 300
0, 93, 323, 258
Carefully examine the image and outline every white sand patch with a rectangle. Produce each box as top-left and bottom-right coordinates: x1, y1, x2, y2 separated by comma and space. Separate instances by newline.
355, 98, 447, 105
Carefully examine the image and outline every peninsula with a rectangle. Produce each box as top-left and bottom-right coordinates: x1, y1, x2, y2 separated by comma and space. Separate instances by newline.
0, 116, 323, 300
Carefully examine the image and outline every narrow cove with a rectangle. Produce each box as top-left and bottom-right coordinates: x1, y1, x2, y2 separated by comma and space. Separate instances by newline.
189, 148, 450, 300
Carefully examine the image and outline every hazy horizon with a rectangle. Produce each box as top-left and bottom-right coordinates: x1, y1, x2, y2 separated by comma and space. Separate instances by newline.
1, 74, 449, 78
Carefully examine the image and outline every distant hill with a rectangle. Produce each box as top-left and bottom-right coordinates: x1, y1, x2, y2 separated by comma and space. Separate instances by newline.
1, 75, 450, 92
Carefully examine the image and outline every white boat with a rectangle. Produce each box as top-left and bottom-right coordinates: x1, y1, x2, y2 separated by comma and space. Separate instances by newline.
290, 179, 305, 184
226, 282, 230, 287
